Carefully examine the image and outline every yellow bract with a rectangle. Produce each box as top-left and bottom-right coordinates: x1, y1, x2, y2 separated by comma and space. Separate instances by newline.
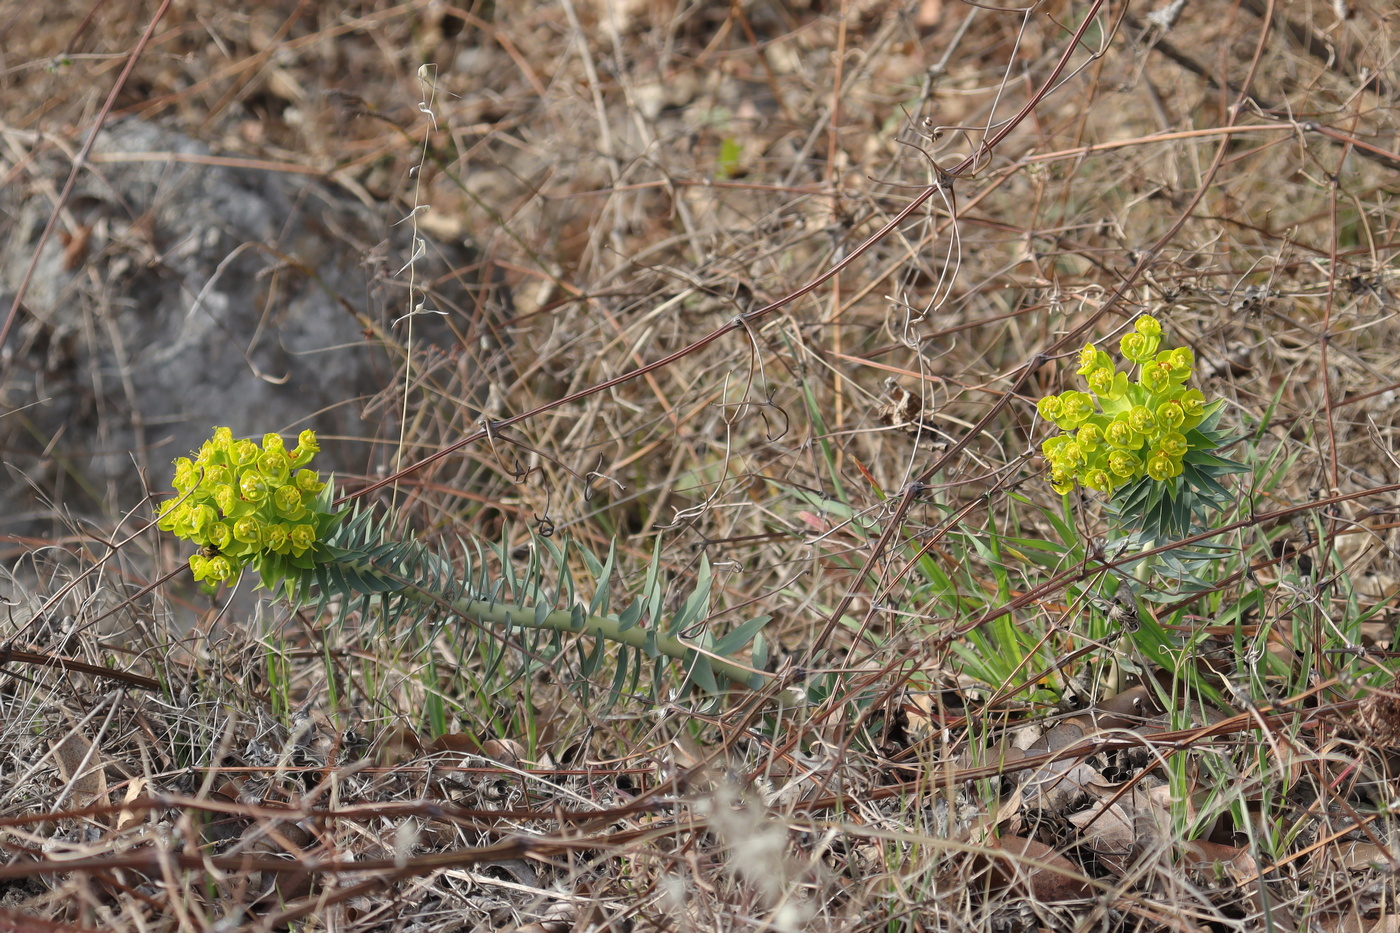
1038, 318, 1209, 497
158, 428, 335, 589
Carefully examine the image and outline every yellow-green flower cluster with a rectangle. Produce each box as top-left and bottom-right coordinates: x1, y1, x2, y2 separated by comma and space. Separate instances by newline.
157, 427, 328, 584
1038, 316, 1208, 495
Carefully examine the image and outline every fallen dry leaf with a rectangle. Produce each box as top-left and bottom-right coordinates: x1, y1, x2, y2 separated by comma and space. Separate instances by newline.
979, 835, 1094, 902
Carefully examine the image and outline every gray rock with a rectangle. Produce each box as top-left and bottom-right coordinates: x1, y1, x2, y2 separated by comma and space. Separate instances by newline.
0, 119, 501, 538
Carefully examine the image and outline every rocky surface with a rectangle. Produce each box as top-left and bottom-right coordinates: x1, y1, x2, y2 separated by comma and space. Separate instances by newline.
0, 119, 495, 540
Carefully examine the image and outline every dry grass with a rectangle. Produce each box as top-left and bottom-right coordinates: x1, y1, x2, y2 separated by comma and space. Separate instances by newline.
2, 1, 1400, 930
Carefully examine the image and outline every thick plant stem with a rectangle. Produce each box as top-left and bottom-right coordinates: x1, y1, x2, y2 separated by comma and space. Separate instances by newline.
1134, 556, 1152, 583
394, 581, 770, 690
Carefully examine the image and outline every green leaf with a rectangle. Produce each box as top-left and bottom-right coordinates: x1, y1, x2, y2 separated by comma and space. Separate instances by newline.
751, 632, 769, 677
578, 539, 604, 580
618, 599, 643, 632
713, 615, 771, 656
545, 536, 574, 606
644, 536, 665, 626
669, 556, 712, 637
589, 539, 616, 617
500, 529, 519, 599
1040, 493, 1079, 544
581, 632, 606, 677
607, 647, 630, 709
1183, 449, 1249, 472
685, 653, 719, 694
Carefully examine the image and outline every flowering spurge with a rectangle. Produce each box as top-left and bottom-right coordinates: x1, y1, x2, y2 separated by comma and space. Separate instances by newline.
156, 428, 772, 692
1037, 316, 1247, 542
157, 427, 337, 591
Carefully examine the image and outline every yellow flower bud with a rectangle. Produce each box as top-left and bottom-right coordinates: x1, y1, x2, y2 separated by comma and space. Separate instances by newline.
1134, 315, 1162, 337
172, 458, 199, 492
1057, 391, 1094, 429
257, 449, 291, 485
273, 485, 305, 520
187, 504, 215, 535
233, 517, 263, 546
1077, 422, 1102, 453
213, 484, 235, 516
1120, 331, 1159, 363
1159, 431, 1188, 459
1089, 368, 1129, 400
1179, 389, 1206, 419
290, 429, 320, 467
1127, 405, 1157, 437
289, 523, 317, 557
1156, 399, 1185, 431
1146, 451, 1180, 482
1077, 344, 1099, 374
207, 521, 232, 550
1108, 450, 1139, 479
157, 501, 189, 533
266, 523, 290, 554
1105, 418, 1138, 450
1083, 469, 1114, 493
294, 468, 325, 494
1140, 360, 1172, 394
202, 464, 232, 490
1087, 367, 1117, 397
1166, 346, 1193, 381
240, 472, 268, 502
231, 439, 260, 468
199, 555, 236, 583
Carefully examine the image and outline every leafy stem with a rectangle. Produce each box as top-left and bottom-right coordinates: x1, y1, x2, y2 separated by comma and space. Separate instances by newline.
160, 428, 774, 696
331, 551, 771, 690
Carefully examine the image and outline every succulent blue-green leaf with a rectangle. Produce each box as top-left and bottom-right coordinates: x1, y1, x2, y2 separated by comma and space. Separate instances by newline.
669, 556, 712, 637
713, 615, 771, 656
684, 653, 718, 694
581, 633, 605, 676
618, 599, 643, 632
644, 536, 665, 624
607, 648, 630, 710
751, 632, 769, 675
589, 539, 616, 617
